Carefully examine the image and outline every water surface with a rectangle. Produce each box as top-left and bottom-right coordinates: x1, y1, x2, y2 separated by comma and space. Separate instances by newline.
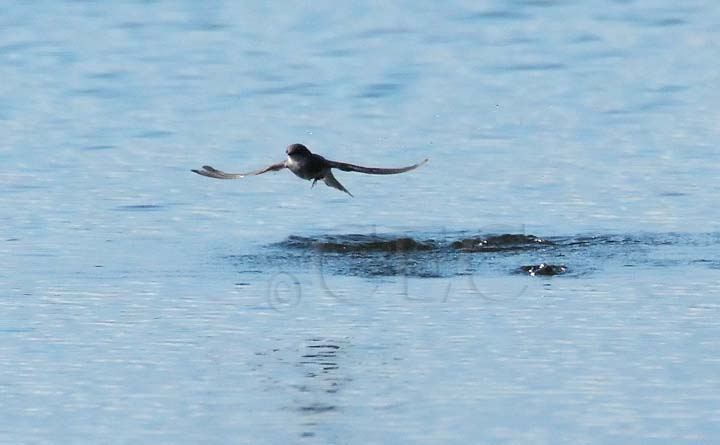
2, 1, 720, 443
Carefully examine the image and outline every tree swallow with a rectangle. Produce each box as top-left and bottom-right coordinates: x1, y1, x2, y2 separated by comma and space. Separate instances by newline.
192, 143, 428, 197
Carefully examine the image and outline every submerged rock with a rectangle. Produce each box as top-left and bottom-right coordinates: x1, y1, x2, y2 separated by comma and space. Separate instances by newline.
452, 234, 552, 251
281, 233, 553, 254
280, 234, 436, 253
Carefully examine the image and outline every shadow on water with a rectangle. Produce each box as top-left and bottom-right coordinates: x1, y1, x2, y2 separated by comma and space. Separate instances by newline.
228, 231, 720, 279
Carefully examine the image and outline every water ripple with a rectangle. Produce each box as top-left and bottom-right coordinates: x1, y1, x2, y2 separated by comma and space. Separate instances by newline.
113, 204, 166, 212
496, 62, 567, 72
459, 10, 532, 22
356, 82, 403, 99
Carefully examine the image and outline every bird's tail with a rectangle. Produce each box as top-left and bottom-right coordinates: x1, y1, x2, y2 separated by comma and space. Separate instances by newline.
322, 171, 353, 197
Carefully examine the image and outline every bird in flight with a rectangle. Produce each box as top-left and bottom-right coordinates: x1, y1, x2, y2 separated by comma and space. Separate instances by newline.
192, 143, 428, 197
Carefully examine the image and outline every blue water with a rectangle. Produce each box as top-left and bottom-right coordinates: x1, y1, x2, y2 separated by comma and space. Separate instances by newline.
2, 1, 720, 443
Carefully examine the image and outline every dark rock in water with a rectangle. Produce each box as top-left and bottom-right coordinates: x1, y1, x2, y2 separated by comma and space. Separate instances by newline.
520, 264, 567, 276
356, 236, 435, 252
281, 233, 552, 254
253, 231, 718, 279
280, 234, 436, 253
452, 234, 552, 252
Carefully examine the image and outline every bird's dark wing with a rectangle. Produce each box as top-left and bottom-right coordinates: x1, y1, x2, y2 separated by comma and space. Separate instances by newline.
191, 161, 286, 180
323, 170, 353, 197
326, 158, 428, 175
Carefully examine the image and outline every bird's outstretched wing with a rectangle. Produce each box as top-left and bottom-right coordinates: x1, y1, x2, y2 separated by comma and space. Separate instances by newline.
191, 161, 286, 180
326, 158, 428, 175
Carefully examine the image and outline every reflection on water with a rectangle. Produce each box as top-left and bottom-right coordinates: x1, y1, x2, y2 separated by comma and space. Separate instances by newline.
295, 338, 345, 428
255, 338, 349, 439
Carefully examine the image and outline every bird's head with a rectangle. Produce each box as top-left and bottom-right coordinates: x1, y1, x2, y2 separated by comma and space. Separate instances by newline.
286, 143, 311, 157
